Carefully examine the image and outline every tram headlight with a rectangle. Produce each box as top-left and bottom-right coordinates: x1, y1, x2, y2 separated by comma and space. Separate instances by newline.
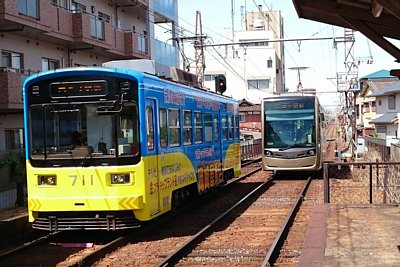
38, 175, 57, 186
307, 149, 316, 156
110, 173, 130, 184
264, 150, 273, 157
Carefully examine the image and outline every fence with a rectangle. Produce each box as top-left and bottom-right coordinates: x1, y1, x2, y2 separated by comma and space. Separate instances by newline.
323, 161, 400, 205
0, 187, 16, 209
241, 139, 262, 161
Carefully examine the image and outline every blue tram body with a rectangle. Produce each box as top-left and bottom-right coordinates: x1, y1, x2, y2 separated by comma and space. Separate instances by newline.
23, 67, 241, 230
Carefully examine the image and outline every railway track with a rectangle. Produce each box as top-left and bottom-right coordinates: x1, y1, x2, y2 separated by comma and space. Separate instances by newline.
0, 159, 263, 266
0, 160, 323, 267
0, 165, 327, 267
155, 177, 312, 266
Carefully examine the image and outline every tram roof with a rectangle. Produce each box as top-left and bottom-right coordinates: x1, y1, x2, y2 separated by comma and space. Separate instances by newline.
292, 0, 400, 66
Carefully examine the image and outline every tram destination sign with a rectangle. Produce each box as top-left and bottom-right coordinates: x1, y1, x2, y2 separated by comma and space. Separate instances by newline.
50, 80, 107, 98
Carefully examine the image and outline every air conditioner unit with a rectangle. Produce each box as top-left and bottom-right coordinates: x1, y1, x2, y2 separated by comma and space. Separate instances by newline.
170, 67, 199, 88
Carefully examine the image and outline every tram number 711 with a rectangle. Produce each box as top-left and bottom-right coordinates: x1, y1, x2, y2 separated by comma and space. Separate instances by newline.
69, 174, 94, 186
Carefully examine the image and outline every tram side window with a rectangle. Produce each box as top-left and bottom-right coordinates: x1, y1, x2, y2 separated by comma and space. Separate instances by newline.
204, 113, 212, 143
222, 114, 228, 141
234, 115, 239, 140
159, 108, 168, 147
183, 110, 193, 145
169, 108, 180, 147
194, 111, 203, 144
146, 106, 154, 150
229, 115, 234, 139
118, 102, 139, 156
213, 113, 219, 143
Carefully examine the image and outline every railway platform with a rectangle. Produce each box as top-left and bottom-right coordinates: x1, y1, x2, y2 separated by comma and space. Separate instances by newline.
299, 204, 400, 267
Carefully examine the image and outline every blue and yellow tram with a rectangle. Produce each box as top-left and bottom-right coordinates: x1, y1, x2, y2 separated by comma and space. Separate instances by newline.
23, 67, 241, 230
261, 94, 325, 171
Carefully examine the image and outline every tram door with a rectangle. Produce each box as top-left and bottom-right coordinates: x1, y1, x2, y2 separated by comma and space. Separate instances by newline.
145, 99, 160, 215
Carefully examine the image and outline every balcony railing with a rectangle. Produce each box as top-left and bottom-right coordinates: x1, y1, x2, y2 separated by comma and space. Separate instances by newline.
0, 67, 37, 109
153, 39, 178, 67
154, 0, 176, 20
1, 0, 150, 58
124, 31, 150, 58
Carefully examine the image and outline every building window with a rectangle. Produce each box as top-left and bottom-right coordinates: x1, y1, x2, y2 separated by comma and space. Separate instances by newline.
71, 1, 86, 13
42, 58, 59, 71
137, 34, 148, 54
1, 50, 23, 71
18, 0, 38, 19
378, 99, 382, 106
376, 126, 387, 134
98, 12, 110, 22
267, 59, 273, 68
239, 113, 245, 122
50, 0, 68, 8
205, 74, 224, 82
388, 95, 396, 110
364, 102, 370, 113
239, 40, 268, 46
90, 15, 105, 40
5, 129, 24, 150
248, 79, 270, 90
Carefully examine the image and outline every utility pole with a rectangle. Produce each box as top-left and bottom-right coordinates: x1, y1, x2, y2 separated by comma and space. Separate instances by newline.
195, 11, 206, 88
334, 28, 358, 159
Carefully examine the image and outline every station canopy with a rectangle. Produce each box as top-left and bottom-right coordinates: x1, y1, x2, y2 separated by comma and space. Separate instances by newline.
292, 0, 400, 76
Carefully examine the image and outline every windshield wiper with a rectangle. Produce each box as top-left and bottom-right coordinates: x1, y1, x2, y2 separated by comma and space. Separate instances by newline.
279, 143, 303, 151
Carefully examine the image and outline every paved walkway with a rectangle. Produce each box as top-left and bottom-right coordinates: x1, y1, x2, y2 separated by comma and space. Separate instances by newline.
299, 204, 400, 267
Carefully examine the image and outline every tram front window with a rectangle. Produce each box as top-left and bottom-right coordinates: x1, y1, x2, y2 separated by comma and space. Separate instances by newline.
264, 109, 315, 149
30, 102, 139, 160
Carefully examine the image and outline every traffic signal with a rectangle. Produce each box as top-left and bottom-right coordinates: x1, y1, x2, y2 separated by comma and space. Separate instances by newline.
215, 74, 227, 94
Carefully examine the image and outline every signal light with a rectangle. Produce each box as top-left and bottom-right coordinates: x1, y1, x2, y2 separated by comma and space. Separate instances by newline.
215, 74, 227, 94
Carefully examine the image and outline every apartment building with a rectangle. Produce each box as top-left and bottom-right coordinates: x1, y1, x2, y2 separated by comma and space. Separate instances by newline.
0, 0, 179, 153
203, 7, 285, 103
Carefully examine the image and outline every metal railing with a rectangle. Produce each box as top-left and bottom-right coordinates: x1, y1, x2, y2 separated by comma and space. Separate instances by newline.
241, 139, 262, 161
323, 161, 400, 204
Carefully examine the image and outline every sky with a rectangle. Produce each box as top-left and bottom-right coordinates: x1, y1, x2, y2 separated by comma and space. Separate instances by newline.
175, 0, 400, 109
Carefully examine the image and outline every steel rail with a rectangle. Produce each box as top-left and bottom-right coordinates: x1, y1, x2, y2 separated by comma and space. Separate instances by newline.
0, 231, 60, 260
260, 176, 312, 267
66, 161, 263, 267
155, 168, 269, 267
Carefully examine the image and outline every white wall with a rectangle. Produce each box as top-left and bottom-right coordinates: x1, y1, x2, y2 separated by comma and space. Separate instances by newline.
203, 29, 278, 103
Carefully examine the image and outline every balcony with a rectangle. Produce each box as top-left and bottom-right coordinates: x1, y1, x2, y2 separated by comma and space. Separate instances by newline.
0, 68, 36, 112
154, 0, 176, 21
0, 0, 150, 59
71, 12, 113, 50
110, 0, 148, 7
0, 0, 54, 33
124, 31, 150, 58
153, 39, 178, 67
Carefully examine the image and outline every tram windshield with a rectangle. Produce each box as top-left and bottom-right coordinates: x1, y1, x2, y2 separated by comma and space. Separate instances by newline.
29, 101, 139, 160
264, 99, 316, 149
